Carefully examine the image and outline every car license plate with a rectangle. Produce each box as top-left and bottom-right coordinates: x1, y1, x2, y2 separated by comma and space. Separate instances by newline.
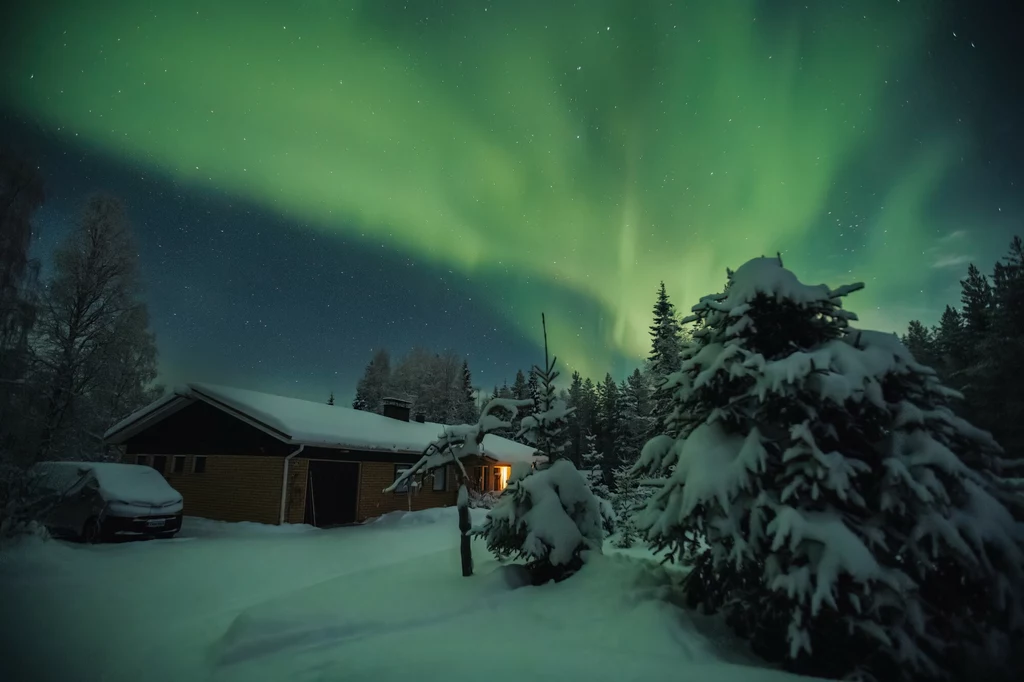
146, 519, 166, 527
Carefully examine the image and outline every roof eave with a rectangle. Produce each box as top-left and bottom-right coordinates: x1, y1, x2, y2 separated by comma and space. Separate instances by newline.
103, 392, 191, 444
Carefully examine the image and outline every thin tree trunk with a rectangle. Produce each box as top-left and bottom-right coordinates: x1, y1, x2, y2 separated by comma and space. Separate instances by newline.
458, 482, 473, 577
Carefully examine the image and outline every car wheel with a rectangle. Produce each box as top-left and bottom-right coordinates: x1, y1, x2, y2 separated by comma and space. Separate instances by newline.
82, 517, 103, 544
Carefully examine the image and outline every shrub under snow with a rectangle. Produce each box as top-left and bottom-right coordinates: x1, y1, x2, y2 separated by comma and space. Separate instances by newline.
635, 256, 1024, 681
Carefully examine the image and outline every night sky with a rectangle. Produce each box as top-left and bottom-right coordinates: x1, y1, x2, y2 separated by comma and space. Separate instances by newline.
1, 0, 1021, 404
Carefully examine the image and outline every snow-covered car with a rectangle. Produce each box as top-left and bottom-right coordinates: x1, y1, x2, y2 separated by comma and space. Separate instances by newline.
30, 461, 184, 543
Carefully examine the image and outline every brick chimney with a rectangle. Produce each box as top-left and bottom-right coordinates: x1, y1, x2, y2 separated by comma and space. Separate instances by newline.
382, 396, 412, 422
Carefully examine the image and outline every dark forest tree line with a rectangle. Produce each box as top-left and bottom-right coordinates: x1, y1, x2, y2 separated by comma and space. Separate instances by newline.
351, 347, 478, 425
902, 236, 1024, 460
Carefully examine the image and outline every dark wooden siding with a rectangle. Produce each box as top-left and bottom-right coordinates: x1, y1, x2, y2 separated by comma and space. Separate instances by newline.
124, 400, 292, 456
298, 446, 421, 464
125, 451, 292, 524
357, 462, 457, 521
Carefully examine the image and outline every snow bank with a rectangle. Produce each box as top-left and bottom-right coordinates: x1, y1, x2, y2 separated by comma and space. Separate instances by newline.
368, 506, 489, 528
211, 545, 796, 682
0, 506, 814, 682
177, 517, 317, 539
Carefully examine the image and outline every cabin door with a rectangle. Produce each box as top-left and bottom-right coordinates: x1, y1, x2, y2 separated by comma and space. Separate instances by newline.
304, 461, 359, 527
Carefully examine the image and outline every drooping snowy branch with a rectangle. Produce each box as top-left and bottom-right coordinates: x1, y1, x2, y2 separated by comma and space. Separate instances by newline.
383, 397, 533, 494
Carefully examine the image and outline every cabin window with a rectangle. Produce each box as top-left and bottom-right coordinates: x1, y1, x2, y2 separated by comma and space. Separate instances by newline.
151, 455, 167, 474
135, 455, 148, 466
193, 456, 207, 474
496, 466, 511, 490
172, 456, 186, 474
476, 466, 488, 491
492, 467, 502, 492
393, 465, 411, 493
432, 466, 446, 492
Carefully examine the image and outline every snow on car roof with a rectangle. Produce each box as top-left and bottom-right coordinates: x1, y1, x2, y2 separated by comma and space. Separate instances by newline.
106, 383, 539, 463
32, 461, 182, 506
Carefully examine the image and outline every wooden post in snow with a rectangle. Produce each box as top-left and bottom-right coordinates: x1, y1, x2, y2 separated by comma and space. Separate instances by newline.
458, 480, 473, 577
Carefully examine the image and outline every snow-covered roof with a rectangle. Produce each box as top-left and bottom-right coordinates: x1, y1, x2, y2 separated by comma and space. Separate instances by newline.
104, 383, 538, 464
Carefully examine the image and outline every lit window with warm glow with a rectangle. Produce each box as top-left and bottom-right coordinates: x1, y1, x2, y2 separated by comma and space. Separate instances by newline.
497, 466, 511, 490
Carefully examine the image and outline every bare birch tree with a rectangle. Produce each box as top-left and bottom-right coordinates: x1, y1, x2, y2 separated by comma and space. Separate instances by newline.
33, 196, 158, 459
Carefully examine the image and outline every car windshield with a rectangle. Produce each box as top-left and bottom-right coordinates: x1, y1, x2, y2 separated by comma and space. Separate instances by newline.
2, 2, 1023, 682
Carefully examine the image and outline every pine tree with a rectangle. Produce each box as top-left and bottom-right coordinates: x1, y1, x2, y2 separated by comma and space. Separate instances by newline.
565, 370, 585, 464
967, 237, 1024, 462
327, 392, 335, 406
901, 320, 937, 370
580, 431, 608, 498
517, 362, 570, 462
526, 370, 539, 404
509, 369, 529, 437
648, 281, 684, 437
353, 349, 390, 412
595, 373, 620, 478
580, 377, 597, 432
635, 257, 1024, 681
934, 305, 966, 372
459, 360, 478, 423
618, 368, 654, 465
960, 263, 993, 336
510, 369, 528, 400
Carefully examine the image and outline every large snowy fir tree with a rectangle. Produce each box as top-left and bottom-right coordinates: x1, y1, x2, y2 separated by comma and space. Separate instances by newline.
476, 315, 612, 584
635, 256, 1024, 681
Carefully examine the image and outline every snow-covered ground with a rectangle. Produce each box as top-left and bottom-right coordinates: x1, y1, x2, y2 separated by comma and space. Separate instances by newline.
0, 509, 814, 682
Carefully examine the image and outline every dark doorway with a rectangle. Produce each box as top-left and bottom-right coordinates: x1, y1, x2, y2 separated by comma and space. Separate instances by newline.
304, 461, 359, 527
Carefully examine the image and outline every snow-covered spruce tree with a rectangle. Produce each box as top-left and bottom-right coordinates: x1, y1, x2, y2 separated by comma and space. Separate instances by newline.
476, 314, 613, 584
634, 256, 1024, 681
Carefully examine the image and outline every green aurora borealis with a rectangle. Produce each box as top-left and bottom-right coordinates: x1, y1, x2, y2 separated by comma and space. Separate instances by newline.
1, 0, 1012, 380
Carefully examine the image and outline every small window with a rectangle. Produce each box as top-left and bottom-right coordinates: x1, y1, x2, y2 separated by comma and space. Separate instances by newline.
393, 465, 411, 493
135, 455, 148, 466
432, 466, 446, 492
193, 456, 207, 474
151, 455, 167, 473
172, 456, 186, 474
